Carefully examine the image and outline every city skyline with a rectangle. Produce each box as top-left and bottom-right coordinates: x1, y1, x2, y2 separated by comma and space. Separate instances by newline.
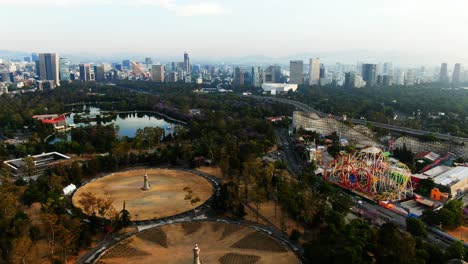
2, 0, 468, 65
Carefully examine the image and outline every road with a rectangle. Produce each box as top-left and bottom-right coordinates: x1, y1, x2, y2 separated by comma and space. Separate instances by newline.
275, 128, 303, 177
248, 95, 468, 144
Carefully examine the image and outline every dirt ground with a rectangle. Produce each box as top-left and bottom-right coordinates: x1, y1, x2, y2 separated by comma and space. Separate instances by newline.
245, 201, 304, 236
446, 226, 468, 242
94, 222, 299, 264
73, 169, 213, 221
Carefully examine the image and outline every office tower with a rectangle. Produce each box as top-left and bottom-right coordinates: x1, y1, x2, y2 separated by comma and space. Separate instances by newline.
404, 70, 415, 86
79, 64, 91, 81
184, 52, 191, 73
439, 63, 449, 83
38, 53, 60, 86
361, 63, 377, 87
94, 65, 105, 82
319, 64, 326, 78
192, 64, 201, 74
383, 62, 393, 75
168, 72, 178, 82
452, 63, 461, 84
234, 67, 245, 86
151, 65, 165, 82
382, 75, 393, 86
144, 57, 152, 68
31, 53, 39, 62
263, 66, 279, 83
113, 63, 123, 71
24, 56, 31, 63
289, 60, 303, 84
252, 67, 261, 87
122, 60, 131, 69
59, 58, 70, 81
0, 72, 10, 83
344, 72, 356, 89
309, 58, 320, 85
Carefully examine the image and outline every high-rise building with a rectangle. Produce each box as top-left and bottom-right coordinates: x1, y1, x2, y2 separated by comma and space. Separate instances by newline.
151, 65, 165, 82
309, 58, 320, 85
263, 65, 281, 83
38, 53, 60, 86
94, 65, 105, 82
144, 57, 153, 68
234, 67, 245, 86
122, 60, 131, 69
383, 62, 393, 75
31, 53, 39, 62
168, 72, 178, 82
79, 64, 91, 81
404, 70, 415, 86
439, 63, 449, 83
361, 63, 377, 87
252, 67, 261, 87
24, 56, 31, 63
344, 72, 356, 89
184, 52, 191, 73
59, 58, 70, 81
452, 63, 462, 85
289, 60, 303, 85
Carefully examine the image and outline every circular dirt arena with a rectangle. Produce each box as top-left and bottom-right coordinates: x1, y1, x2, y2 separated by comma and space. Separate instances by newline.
93, 221, 300, 264
72, 169, 213, 221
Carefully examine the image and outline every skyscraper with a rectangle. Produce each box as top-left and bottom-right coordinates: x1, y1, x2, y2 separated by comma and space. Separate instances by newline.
94, 65, 105, 82
234, 67, 245, 86
404, 70, 415, 86
38, 53, 60, 86
309, 58, 320, 85
344, 72, 356, 89
252, 67, 261, 87
452, 63, 462, 85
151, 65, 165, 82
122, 60, 131, 69
289, 60, 303, 85
439, 63, 449, 83
184, 52, 191, 73
362, 63, 377, 87
263, 65, 281, 83
144, 57, 153, 68
79, 64, 91, 81
59, 58, 70, 81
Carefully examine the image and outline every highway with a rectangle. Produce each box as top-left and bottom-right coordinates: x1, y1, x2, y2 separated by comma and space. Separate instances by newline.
248, 95, 468, 144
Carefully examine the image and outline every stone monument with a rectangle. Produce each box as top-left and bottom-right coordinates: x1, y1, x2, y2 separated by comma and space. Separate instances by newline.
142, 172, 151, 191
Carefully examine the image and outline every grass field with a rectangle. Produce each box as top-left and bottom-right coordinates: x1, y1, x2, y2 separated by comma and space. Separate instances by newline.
94, 222, 299, 264
73, 169, 213, 221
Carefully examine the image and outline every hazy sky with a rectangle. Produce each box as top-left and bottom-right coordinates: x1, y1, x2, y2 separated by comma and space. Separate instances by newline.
2, 0, 468, 64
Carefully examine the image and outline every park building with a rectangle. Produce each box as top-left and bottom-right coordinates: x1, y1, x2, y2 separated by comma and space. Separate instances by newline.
3, 152, 70, 179
261, 83, 298, 95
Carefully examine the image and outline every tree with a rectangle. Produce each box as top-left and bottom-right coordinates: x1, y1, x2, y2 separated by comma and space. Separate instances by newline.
444, 241, 465, 261
77, 192, 117, 219
22, 156, 36, 183
418, 179, 435, 197
406, 218, 428, 238
183, 187, 201, 217
9, 235, 33, 264
116, 201, 132, 230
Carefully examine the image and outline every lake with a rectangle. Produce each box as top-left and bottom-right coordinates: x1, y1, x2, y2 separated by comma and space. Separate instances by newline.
50, 106, 177, 143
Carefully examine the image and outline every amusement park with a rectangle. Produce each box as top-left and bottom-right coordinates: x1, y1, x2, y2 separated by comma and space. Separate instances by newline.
324, 146, 413, 202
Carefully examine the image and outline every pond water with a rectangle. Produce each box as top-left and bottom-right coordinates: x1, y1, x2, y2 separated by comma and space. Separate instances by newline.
50, 106, 176, 143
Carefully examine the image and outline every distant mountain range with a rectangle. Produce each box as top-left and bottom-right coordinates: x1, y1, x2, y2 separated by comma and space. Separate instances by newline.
1, 49, 466, 67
